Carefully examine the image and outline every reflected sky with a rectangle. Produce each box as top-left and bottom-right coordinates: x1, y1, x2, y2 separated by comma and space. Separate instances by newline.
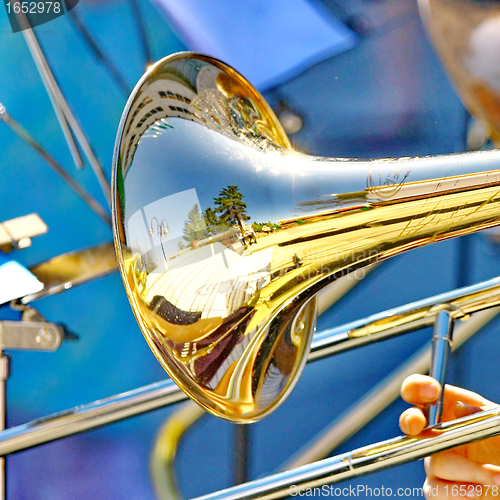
122, 117, 370, 231
122, 116, 493, 239
127, 188, 201, 258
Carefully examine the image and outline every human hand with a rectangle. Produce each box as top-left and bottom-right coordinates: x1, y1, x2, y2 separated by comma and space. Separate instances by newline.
400, 374, 500, 498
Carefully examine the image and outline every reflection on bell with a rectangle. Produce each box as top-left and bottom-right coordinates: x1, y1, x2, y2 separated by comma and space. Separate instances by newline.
112, 52, 500, 422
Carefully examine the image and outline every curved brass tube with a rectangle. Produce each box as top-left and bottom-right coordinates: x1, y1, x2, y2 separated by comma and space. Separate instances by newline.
150, 401, 205, 500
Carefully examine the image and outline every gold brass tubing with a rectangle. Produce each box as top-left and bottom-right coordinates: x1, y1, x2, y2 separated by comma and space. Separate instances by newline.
23, 242, 118, 303
309, 276, 500, 361
113, 51, 500, 421
151, 401, 205, 500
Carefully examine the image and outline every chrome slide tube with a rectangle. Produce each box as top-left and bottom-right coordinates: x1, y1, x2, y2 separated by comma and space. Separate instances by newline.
191, 407, 500, 500
283, 307, 500, 470
0, 276, 498, 456
0, 380, 185, 456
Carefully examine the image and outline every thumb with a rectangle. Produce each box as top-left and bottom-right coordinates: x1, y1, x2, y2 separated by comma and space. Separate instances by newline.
454, 401, 496, 419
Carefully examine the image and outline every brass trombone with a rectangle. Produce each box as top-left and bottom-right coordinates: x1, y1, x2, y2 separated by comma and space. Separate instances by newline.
108, 0, 500, 494
112, 51, 500, 423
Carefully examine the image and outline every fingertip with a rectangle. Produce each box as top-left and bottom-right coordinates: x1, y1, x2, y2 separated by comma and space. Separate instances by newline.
401, 374, 442, 404
400, 407, 427, 435
420, 382, 441, 402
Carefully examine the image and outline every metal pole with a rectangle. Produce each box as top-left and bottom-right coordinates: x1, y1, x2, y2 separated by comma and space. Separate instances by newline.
16, 10, 111, 203
233, 425, 251, 485
0, 379, 186, 457
13, 3, 83, 170
129, 0, 153, 67
427, 309, 454, 425
0, 355, 8, 500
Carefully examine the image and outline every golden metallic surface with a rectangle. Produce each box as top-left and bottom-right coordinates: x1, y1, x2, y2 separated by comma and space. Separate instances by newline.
419, 0, 500, 144
112, 52, 500, 422
25, 242, 118, 302
347, 281, 500, 340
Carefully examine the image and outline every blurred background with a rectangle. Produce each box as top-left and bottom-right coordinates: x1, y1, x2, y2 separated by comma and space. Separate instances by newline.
1, 0, 500, 498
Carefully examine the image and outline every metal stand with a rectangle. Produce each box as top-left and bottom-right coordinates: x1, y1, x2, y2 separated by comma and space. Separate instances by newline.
0, 312, 71, 500
14, 9, 111, 203
233, 424, 251, 485
0, 354, 8, 500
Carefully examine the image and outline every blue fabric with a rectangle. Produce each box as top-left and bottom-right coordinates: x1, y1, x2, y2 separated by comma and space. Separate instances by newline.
151, 0, 358, 90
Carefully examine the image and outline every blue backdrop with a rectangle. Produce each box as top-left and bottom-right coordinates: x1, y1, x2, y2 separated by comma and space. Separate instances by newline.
1, 0, 500, 498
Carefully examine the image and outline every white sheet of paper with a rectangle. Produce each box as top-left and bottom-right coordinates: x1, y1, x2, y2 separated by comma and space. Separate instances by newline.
0, 260, 44, 305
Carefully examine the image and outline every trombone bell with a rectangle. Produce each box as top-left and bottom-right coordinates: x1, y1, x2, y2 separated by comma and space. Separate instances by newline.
112, 52, 500, 422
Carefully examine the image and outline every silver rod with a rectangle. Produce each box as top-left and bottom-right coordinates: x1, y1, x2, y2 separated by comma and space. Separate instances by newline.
16, 10, 111, 203
282, 306, 500, 470
0, 379, 186, 457
0, 104, 112, 226
310, 275, 500, 360
191, 407, 500, 500
129, 0, 153, 67
16, 8, 83, 170
427, 309, 453, 425
233, 424, 251, 485
0, 356, 8, 500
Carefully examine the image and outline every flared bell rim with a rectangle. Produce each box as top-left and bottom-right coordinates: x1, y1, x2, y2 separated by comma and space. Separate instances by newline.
111, 52, 311, 422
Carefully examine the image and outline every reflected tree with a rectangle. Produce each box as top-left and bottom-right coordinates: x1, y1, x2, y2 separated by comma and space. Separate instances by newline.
214, 185, 249, 235
183, 204, 210, 244
203, 207, 222, 236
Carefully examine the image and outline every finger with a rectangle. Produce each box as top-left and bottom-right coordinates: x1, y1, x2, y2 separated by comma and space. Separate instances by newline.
400, 406, 427, 435
440, 385, 493, 410
440, 386, 494, 422
401, 374, 441, 405
400, 375, 493, 419
427, 451, 500, 487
